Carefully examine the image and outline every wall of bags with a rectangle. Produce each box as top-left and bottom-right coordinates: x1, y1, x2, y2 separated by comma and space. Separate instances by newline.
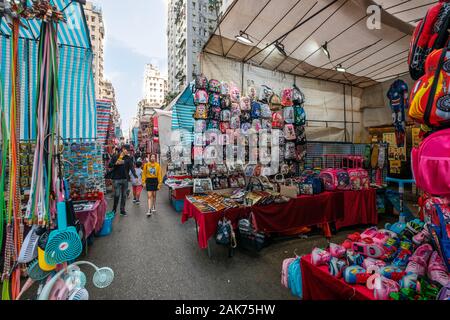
201, 52, 366, 143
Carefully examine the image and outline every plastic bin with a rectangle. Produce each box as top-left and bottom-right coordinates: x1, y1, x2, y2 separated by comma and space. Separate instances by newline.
171, 199, 185, 213
96, 211, 115, 237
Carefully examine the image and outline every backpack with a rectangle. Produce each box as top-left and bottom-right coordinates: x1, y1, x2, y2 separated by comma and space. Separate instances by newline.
348, 166, 370, 190
194, 90, 208, 105
296, 126, 307, 145
194, 104, 208, 119
220, 109, 231, 122
241, 122, 251, 134
207, 120, 220, 131
409, 46, 450, 128
194, 133, 206, 146
272, 129, 285, 146
412, 128, 450, 196
285, 142, 296, 160
281, 258, 296, 288
283, 106, 295, 124
231, 103, 241, 116
247, 86, 257, 101
221, 95, 232, 109
296, 144, 307, 163
320, 169, 350, 191
293, 84, 305, 105
252, 119, 262, 132
284, 124, 297, 141
408, 2, 450, 80
194, 120, 206, 133
260, 104, 272, 118
230, 84, 241, 103
299, 171, 322, 195
220, 121, 230, 134
387, 79, 408, 147
269, 94, 282, 111
210, 106, 222, 121
251, 101, 261, 119
281, 88, 294, 107
272, 111, 284, 129
240, 111, 251, 123
209, 93, 221, 107
258, 85, 273, 103
287, 257, 303, 298
240, 97, 251, 111
430, 204, 450, 271
294, 106, 306, 126
221, 82, 230, 95
261, 119, 272, 130
230, 115, 241, 129
208, 79, 221, 93
195, 74, 208, 90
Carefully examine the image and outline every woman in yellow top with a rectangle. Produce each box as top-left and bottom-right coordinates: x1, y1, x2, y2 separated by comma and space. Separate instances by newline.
142, 154, 162, 217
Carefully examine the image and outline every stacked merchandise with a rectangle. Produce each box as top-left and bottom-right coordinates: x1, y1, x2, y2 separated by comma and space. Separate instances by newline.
186, 194, 241, 213
96, 100, 112, 146
63, 141, 106, 199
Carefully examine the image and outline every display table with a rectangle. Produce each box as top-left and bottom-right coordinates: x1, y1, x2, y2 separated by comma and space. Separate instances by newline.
74, 199, 107, 239
335, 189, 378, 231
301, 255, 375, 300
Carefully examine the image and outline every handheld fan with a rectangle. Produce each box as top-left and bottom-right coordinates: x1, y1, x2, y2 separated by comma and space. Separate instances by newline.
27, 258, 51, 281
69, 288, 89, 301
64, 265, 87, 291
18, 225, 40, 264
44, 202, 82, 265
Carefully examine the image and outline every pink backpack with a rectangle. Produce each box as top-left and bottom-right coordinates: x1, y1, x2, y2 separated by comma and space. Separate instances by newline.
194, 90, 208, 105
412, 128, 450, 196
281, 258, 296, 288
347, 157, 370, 191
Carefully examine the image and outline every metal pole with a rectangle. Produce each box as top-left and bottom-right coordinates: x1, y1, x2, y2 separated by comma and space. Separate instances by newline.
343, 84, 348, 142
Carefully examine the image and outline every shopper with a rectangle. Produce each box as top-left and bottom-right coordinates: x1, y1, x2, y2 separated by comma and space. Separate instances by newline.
109, 144, 137, 216
142, 154, 162, 217
131, 161, 143, 205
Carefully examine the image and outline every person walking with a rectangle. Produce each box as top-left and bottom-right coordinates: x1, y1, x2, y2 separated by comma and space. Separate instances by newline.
142, 154, 162, 217
109, 145, 137, 216
131, 160, 143, 205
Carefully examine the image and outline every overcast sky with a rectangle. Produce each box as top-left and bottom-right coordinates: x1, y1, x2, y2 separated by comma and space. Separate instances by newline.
93, 0, 168, 136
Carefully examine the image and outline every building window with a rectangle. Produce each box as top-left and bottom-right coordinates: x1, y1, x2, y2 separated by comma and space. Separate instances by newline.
92, 16, 95, 22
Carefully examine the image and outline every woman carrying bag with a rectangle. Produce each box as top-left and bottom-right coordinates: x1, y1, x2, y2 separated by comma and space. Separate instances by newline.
142, 154, 162, 217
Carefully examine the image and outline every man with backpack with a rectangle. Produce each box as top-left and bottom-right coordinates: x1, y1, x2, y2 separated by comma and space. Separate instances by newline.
109, 145, 138, 216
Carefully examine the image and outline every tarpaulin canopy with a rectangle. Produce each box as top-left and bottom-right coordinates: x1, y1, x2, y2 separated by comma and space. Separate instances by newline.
0, 0, 97, 140
171, 83, 196, 144
205, 0, 436, 88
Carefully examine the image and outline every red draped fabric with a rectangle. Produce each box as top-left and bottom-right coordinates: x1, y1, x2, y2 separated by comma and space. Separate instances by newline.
335, 189, 378, 230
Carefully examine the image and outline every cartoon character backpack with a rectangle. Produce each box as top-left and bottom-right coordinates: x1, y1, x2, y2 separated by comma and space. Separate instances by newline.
272, 110, 284, 129
209, 93, 221, 107
241, 111, 251, 123
221, 95, 232, 109
208, 79, 221, 93
293, 84, 305, 105
194, 104, 208, 120
195, 74, 208, 90
272, 129, 285, 146
284, 124, 297, 141
258, 85, 274, 104
210, 106, 222, 121
285, 142, 296, 160
220, 121, 230, 134
260, 104, 272, 118
230, 83, 241, 103
284, 106, 295, 124
194, 120, 207, 133
231, 103, 241, 116
251, 101, 261, 119
241, 122, 252, 134
207, 120, 220, 131
240, 97, 251, 111
247, 86, 257, 101
252, 119, 262, 132
221, 109, 231, 122
294, 106, 307, 126
296, 126, 307, 145
261, 119, 272, 130
194, 89, 209, 105
282, 88, 294, 107
269, 94, 282, 111
408, 1, 450, 80
221, 82, 230, 95
387, 79, 408, 147
230, 115, 241, 129
409, 46, 450, 128
296, 144, 307, 163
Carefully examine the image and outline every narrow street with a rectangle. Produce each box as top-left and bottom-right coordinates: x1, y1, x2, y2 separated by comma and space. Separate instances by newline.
83, 187, 352, 300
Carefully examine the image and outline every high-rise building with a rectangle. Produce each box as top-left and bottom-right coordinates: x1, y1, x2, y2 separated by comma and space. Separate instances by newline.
167, 0, 222, 94
143, 64, 168, 107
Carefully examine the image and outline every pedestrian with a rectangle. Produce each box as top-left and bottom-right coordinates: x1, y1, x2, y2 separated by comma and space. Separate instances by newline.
109, 144, 137, 217
142, 154, 162, 217
131, 160, 143, 205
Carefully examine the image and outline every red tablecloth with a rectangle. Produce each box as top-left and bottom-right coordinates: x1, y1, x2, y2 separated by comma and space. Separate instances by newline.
335, 189, 378, 231
75, 199, 107, 238
301, 255, 375, 300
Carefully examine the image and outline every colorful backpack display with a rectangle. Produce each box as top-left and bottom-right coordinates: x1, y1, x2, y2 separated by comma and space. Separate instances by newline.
281, 88, 294, 107
195, 74, 208, 90
272, 111, 284, 129
409, 46, 450, 128
284, 124, 297, 141
194, 89, 209, 105
251, 101, 261, 119
294, 106, 307, 126
258, 85, 274, 103
194, 120, 207, 133
387, 79, 408, 147
412, 128, 450, 196
269, 94, 282, 111
240, 97, 251, 111
408, 1, 450, 80
320, 169, 350, 191
194, 104, 208, 120
208, 79, 221, 93
230, 115, 241, 129
260, 104, 272, 118
293, 84, 305, 105
209, 93, 221, 107
283, 106, 295, 124
221, 95, 232, 109
210, 106, 222, 121
220, 109, 231, 122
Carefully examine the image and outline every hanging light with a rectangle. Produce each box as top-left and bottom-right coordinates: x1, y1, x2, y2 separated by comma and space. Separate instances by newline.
336, 64, 346, 73
321, 41, 330, 59
235, 31, 253, 45
275, 41, 287, 56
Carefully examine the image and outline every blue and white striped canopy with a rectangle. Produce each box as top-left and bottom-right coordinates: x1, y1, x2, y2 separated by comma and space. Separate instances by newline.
171, 83, 195, 145
0, 0, 91, 49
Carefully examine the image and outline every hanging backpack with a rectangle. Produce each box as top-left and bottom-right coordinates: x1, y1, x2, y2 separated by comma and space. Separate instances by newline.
241, 111, 251, 123
387, 79, 409, 147
284, 106, 295, 124
221, 95, 232, 109
241, 122, 251, 135
209, 93, 221, 107
272, 111, 284, 129
284, 124, 297, 141
230, 115, 241, 129
194, 104, 208, 120
220, 122, 230, 134
285, 142, 296, 160
269, 94, 282, 111
194, 133, 206, 146
207, 120, 220, 131
272, 129, 285, 146
210, 106, 222, 121
261, 119, 272, 130
252, 119, 262, 132
230, 84, 241, 103
220, 109, 231, 122
208, 79, 221, 93
293, 84, 305, 105
251, 101, 261, 119
248, 86, 257, 101
287, 257, 303, 298
281, 258, 296, 288
296, 126, 307, 145
194, 120, 207, 133
231, 103, 241, 117
281, 88, 294, 107
412, 128, 450, 196
240, 97, 251, 111
221, 82, 230, 95
194, 90, 209, 105
409, 45, 450, 128
260, 104, 272, 119
294, 106, 307, 126
430, 204, 450, 271
258, 85, 274, 104
296, 144, 307, 163
195, 74, 208, 90
408, 1, 450, 80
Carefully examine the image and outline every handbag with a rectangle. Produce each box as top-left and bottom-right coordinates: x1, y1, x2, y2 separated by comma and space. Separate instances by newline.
216, 218, 237, 248
238, 213, 267, 252
279, 178, 298, 199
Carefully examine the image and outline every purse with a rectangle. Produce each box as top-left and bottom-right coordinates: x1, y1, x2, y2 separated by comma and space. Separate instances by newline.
216, 218, 237, 248
279, 178, 298, 199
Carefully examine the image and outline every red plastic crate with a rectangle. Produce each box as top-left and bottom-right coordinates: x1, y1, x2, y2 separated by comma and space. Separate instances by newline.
172, 187, 193, 200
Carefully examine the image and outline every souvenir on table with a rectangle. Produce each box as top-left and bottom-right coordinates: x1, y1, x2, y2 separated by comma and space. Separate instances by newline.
193, 178, 214, 194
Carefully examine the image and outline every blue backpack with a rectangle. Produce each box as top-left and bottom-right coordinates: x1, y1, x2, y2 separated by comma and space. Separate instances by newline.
251, 101, 261, 119
294, 106, 306, 126
430, 205, 450, 271
288, 257, 303, 299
